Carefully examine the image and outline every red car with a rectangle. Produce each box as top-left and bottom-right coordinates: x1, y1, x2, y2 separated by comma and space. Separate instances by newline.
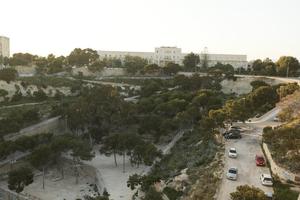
255, 155, 265, 166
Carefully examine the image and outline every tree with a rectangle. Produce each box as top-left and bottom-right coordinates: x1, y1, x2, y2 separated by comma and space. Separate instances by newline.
9, 53, 35, 66
248, 86, 278, 109
276, 56, 300, 77
0, 68, 18, 83
144, 64, 160, 74
230, 185, 268, 200
163, 62, 181, 75
30, 144, 53, 189
8, 167, 33, 193
33, 89, 47, 101
250, 80, 270, 91
22, 108, 40, 124
144, 187, 163, 200
277, 82, 299, 99
88, 60, 106, 72
100, 134, 121, 166
251, 59, 263, 73
208, 109, 226, 128
67, 48, 99, 66
69, 138, 94, 184
183, 53, 200, 71
0, 89, 8, 98
124, 55, 148, 74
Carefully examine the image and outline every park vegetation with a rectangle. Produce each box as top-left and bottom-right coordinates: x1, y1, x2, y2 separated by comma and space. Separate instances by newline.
1, 133, 94, 192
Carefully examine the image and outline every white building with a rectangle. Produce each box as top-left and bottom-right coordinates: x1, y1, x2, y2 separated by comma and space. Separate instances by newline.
0, 36, 10, 58
98, 47, 248, 69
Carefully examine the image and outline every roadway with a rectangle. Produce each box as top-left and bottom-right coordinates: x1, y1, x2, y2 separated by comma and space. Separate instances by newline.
216, 107, 281, 200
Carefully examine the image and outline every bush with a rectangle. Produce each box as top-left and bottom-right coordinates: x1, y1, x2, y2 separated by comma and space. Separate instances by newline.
33, 89, 47, 101
0, 68, 18, 83
163, 187, 183, 200
11, 91, 23, 102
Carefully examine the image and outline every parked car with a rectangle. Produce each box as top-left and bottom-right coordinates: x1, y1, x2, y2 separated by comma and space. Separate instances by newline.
229, 126, 245, 132
228, 148, 237, 158
225, 132, 242, 139
229, 126, 241, 130
260, 174, 273, 186
227, 167, 238, 180
255, 154, 266, 166
223, 129, 240, 136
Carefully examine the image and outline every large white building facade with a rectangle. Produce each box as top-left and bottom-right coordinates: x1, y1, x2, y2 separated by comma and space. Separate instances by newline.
0, 36, 10, 58
98, 47, 248, 69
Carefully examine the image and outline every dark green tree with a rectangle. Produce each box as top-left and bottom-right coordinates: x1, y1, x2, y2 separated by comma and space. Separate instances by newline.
8, 167, 33, 193
183, 53, 200, 71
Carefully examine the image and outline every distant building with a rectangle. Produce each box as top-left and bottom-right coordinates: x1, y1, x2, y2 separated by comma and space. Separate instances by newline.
0, 36, 10, 58
98, 46, 248, 69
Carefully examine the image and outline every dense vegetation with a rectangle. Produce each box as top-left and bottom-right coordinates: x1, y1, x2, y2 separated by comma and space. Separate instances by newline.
248, 56, 300, 77
0, 108, 40, 139
1, 133, 94, 192
230, 185, 268, 200
263, 121, 300, 173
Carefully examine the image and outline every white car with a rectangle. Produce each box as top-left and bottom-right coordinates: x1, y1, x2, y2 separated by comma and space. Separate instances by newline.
227, 167, 238, 180
228, 148, 237, 158
260, 174, 273, 186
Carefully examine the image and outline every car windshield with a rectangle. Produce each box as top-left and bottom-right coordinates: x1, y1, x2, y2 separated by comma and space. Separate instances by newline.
229, 169, 237, 174
257, 157, 264, 161
264, 177, 272, 182
229, 149, 236, 153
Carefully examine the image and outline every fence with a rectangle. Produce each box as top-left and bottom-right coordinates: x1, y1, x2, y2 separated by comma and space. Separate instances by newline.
263, 143, 300, 184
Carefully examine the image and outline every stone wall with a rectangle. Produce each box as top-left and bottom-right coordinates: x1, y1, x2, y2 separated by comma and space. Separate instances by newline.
221, 77, 284, 95
263, 143, 300, 184
72, 67, 126, 77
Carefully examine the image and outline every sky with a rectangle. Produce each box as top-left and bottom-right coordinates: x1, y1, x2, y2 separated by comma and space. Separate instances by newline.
1, 0, 300, 60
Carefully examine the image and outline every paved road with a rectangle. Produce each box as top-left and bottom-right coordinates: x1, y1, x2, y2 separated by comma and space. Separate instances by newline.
217, 108, 281, 200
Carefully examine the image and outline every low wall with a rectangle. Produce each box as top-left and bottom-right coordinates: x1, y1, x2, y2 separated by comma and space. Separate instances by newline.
0, 187, 30, 200
72, 67, 126, 77
263, 143, 300, 184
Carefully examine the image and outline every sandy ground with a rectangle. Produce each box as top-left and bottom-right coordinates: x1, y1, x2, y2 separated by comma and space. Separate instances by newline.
22, 165, 99, 200
85, 151, 146, 200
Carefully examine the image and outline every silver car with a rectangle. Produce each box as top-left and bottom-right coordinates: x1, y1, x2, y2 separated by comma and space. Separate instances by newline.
227, 167, 238, 180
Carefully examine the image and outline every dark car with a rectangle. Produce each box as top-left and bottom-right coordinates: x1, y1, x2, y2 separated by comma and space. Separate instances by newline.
223, 129, 240, 136
225, 132, 242, 139
255, 155, 266, 166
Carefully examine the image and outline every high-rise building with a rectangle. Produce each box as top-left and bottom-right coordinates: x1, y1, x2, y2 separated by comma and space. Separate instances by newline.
98, 46, 248, 69
0, 36, 10, 58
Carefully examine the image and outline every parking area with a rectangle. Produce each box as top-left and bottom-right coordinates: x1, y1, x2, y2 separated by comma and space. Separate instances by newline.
216, 130, 273, 200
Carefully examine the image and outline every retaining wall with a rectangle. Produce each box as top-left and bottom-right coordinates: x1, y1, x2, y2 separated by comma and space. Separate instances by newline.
263, 143, 300, 184
4, 116, 68, 141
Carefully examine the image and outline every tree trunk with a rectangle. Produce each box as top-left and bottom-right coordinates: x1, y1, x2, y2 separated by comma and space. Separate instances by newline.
43, 167, 45, 190
89, 133, 93, 147
123, 151, 125, 173
113, 150, 117, 166
61, 167, 64, 179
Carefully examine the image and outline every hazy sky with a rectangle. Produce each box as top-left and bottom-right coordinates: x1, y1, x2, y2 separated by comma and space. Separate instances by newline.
1, 0, 300, 60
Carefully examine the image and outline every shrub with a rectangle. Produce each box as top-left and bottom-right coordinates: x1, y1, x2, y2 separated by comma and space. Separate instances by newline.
0, 68, 18, 83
